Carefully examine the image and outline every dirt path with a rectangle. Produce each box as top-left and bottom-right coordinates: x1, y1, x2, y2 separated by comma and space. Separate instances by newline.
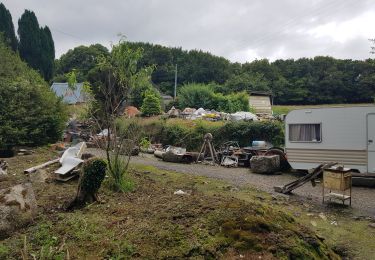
89, 149, 375, 217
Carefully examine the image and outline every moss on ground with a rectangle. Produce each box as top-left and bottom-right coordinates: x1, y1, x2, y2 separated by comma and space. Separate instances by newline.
0, 156, 341, 259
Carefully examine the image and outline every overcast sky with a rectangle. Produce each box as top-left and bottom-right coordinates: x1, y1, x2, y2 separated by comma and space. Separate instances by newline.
2, 0, 375, 62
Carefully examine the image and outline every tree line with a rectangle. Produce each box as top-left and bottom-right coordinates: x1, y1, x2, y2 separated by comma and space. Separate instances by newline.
0, 3, 55, 81
2, 2, 374, 106
54, 41, 375, 106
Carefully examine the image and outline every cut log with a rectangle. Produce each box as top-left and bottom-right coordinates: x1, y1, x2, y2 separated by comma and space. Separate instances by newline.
24, 158, 59, 174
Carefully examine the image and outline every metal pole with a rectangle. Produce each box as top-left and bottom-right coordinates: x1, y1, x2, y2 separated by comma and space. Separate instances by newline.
174, 64, 177, 100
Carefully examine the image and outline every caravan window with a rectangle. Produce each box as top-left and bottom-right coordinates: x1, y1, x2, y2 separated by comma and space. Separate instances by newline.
289, 124, 321, 142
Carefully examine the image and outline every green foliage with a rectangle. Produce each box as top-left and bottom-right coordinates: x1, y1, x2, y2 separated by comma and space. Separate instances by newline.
90, 39, 154, 117
0, 244, 9, 259
0, 39, 67, 148
141, 90, 162, 116
105, 119, 142, 192
214, 121, 284, 147
18, 9, 55, 81
55, 44, 109, 82
39, 26, 55, 81
57, 39, 375, 106
139, 137, 151, 149
141, 119, 283, 151
107, 154, 135, 192
178, 83, 249, 112
81, 158, 107, 193
178, 83, 216, 109
0, 3, 17, 51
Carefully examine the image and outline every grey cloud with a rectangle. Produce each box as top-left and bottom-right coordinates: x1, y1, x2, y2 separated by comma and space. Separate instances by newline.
2, 0, 374, 61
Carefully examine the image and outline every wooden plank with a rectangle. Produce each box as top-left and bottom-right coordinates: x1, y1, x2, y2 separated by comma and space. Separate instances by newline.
24, 159, 59, 174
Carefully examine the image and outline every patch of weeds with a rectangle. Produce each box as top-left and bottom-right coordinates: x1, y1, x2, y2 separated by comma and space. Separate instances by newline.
28, 222, 65, 259
105, 240, 135, 259
0, 244, 9, 259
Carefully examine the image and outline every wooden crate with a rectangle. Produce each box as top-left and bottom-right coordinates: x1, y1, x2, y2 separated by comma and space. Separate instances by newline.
323, 171, 351, 191
323, 167, 352, 206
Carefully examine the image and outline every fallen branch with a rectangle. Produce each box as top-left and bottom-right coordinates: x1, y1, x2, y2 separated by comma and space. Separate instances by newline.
24, 159, 59, 174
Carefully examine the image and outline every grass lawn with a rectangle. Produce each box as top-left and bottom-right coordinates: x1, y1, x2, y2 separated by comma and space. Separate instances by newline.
0, 150, 340, 260
1, 149, 374, 259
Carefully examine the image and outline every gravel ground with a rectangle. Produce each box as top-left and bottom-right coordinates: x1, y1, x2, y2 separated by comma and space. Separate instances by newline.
89, 149, 375, 217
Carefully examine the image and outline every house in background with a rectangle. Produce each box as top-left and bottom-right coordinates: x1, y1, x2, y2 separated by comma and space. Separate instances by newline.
51, 82, 87, 104
248, 91, 273, 115
161, 94, 174, 106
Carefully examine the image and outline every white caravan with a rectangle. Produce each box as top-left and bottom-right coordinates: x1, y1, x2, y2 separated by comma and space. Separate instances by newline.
285, 106, 375, 174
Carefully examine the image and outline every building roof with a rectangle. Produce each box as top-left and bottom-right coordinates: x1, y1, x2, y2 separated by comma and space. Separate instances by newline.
51, 82, 86, 104
249, 91, 272, 96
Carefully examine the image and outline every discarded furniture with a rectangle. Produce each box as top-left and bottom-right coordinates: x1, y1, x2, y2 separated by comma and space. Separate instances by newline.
274, 162, 337, 194
197, 133, 218, 165
323, 166, 352, 206
54, 142, 87, 181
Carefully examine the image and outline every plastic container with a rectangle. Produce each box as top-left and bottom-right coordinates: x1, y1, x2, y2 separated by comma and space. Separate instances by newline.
252, 141, 267, 148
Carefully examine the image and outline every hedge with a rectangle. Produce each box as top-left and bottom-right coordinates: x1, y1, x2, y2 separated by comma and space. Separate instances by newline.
139, 118, 284, 151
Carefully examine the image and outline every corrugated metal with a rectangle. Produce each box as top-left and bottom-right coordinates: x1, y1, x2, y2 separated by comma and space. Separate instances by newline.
286, 148, 367, 165
51, 82, 86, 104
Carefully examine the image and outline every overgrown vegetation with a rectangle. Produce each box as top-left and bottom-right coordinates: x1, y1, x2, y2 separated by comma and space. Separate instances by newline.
0, 38, 66, 149
68, 158, 107, 209
178, 83, 249, 112
0, 158, 340, 259
139, 118, 284, 150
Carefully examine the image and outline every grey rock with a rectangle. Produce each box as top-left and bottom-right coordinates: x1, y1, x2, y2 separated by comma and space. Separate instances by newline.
250, 155, 280, 174
0, 183, 37, 239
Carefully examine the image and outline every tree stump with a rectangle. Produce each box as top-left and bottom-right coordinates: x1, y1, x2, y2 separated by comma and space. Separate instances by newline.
67, 158, 107, 210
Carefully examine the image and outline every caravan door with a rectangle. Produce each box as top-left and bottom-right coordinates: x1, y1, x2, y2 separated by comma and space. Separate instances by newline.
368, 113, 375, 173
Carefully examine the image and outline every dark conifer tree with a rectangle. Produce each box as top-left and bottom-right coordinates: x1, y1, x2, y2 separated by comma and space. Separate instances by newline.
40, 26, 55, 80
18, 10, 41, 71
18, 10, 55, 81
0, 3, 18, 51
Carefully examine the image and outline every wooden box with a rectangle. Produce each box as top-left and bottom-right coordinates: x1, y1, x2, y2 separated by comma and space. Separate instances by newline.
323, 168, 351, 191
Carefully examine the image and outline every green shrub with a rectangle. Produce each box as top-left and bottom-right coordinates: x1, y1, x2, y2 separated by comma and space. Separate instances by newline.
0, 38, 67, 149
140, 119, 284, 151
81, 158, 107, 193
141, 90, 162, 116
107, 154, 135, 192
178, 83, 249, 113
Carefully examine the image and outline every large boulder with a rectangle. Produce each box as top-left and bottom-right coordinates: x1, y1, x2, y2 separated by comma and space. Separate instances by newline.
0, 183, 37, 238
250, 155, 280, 174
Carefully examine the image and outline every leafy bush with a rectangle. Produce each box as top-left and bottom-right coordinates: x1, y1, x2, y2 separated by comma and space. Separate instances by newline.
141, 90, 162, 116
140, 118, 284, 151
106, 118, 141, 192
0, 38, 67, 149
178, 83, 249, 113
81, 158, 107, 194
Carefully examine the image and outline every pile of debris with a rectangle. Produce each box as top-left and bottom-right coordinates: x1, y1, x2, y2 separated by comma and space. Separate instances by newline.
167, 106, 261, 122
24, 142, 89, 182
0, 160, 8, 175
151, 132, 288, 174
